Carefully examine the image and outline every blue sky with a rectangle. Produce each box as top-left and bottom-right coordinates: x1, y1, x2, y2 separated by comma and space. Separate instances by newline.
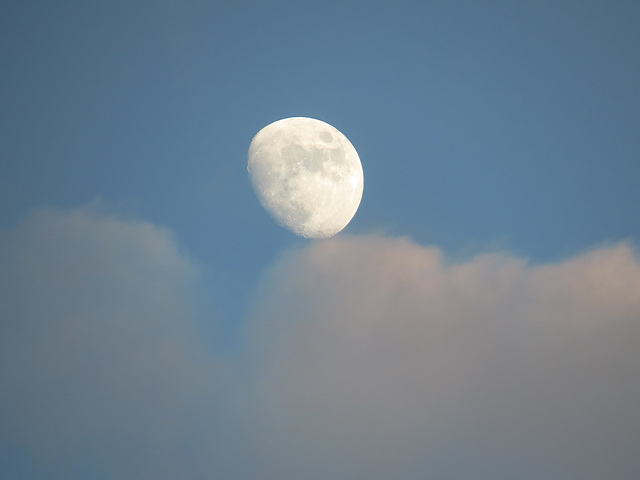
2, 1, 640, 479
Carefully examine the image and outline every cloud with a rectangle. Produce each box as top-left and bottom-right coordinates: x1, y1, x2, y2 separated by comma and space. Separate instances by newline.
0, 206, 235, 479
1, 209, 639, 479
248, 236, 640, 479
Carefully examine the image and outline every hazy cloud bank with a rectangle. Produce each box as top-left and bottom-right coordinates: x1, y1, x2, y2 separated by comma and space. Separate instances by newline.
1, 208, 639, 479
250, 236, 640, 479
0, 207, 233, 479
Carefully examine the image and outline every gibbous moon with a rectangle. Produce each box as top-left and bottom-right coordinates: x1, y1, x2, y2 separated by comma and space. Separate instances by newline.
248, 117, 364, 239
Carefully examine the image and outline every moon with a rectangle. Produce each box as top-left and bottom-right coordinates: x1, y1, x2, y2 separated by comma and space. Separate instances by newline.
248, 117, 364, 239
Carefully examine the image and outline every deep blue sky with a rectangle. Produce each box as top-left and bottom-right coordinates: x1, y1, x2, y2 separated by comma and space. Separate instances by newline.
2, 1, 640, 479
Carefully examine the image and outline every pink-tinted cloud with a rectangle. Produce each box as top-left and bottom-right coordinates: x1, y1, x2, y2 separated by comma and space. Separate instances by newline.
2, 210, 639, 479
249, 236, 640, 479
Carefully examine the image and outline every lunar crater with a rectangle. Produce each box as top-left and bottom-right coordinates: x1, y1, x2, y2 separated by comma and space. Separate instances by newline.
319, 131, 333, 143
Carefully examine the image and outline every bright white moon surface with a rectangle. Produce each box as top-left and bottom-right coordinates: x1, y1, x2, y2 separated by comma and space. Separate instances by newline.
248, 117, 364, 239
